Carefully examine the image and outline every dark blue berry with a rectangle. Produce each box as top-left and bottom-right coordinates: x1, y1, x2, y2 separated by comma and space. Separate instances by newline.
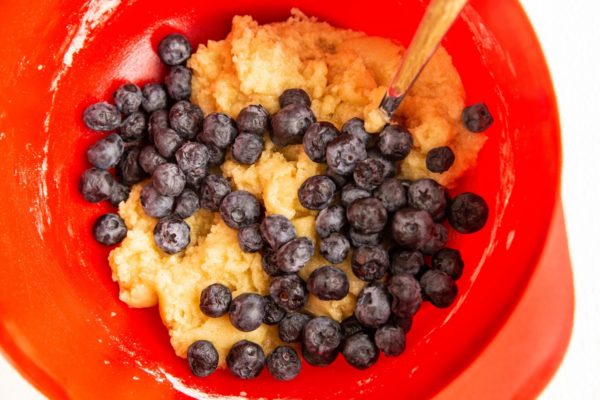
158, 34, 192, 66
93, 213, 127, 245
108, 182, 130, 207
138, 145, 167, 174
303, 316, 342, 356
206, 144, 225, 167
326, 134, 367, 176
141, 83, 168, 113
140, 183, 174, 218
408, 179, 447, 221
341, 315, 368, 339
200, 283, 232, 317
262, 249, 283, 277
279, 88, 311, 108
353, 158, 385, 191
154, 127, 184, 158
153, 216, 190, 254
391, 209, 435, 250
263, 295, 286, 325
260, 214, 296, 250
367, 148, 396, 177
79, 167, 115, 202
432, 248, 464, 280
113, 83, 142, 115
237, 223, 264, 253
118, 146, 146, 185
387, 273, 422, 318
175, 142, 209, 182
118, 111, 146, 141
389, 314, 413, 333
374, 178, 407, 213
198, 112, 238, 149
83, 102, 121, 132
266, 346, 301, 381
349, 228, 382, 247
342, 332, 379, 369
232, 133, 264, 164
302, 346, 338, 367
165, 66, 192, 101
278, 312, 310, 343
351, 245, 389, 282
340, 183, 371, 207
148, 109, 169, 142
315, 205, 346, 239
426, 146, 455, 173
199, 174, 231, 211
174, 188, 199, 219
228, 293, 265, 332
226, 340, 265, 379
448, 192, 489, 233
389, 248, 424, 276
378, 125, 412, 160
298, 175, 336, 210
269, 274, 308, 311
276, 237, 314, 273
87, 133, 124, 169
421, 223, 448, 255
219, 190, 261, 229
374, 324, 405, 356
341, 117, 375, 148
354, 283, 391, 328
152, 163, 185, 197
420, 270, 457, 308
462, 103, 493, 132
346, 197, 387, 234
187, 340, 219, 377
307, 266, 349, 300
236, 104, 269, 135
319, 233, 350, 264
169, 100, 203, 139
271, 104, 316, 146
325, 167, 348, 189
303, 121, 341, 163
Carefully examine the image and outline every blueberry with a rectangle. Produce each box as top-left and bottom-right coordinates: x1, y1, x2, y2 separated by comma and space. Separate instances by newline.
228, 293, 266, 332
262, 249, 283, 277
79, 167, 115, 202
426, 146, 455, 173
319, 233, 351, 264
276, 237, 314, 273
325, 167, 348, 189
355, 283, 391, 328
141, 83, 168, 113
93, 213, 127, 245
303, 316, 342, 356
432, 248, 464, 280
278, 312, 310, 343
391, 209, 435, 250
367, 148, 396, 178
157, 33, 192, 66
175, 142, 209, 183
389, 248, 424, 276
346, 197, 387, 234
83, 102, 121, 132
87, 133, 124, 169
140, 183, 174, 218
263, 295, 286, 325
374, 325, 405, 356
219, 190, 261, 230
388, 314, 413, 333
148, 109, 169, 142
174, 188, 200, 218
341, 117, 375, 148
226, 340, 265, 379
117, 147, 146, 185
154, 127, 184, 158
138, 145, 167, 174
421, 223, 448, 255
462, 102, 493, 133
266, 346, 301, 381
340, 183, 371, 207
407, 179, 447, 221
351, 245, 389, 282
269, 274, 308, 311
237, 104, 269, 135
198, 112, 238, 149
326, 134, 368, 176
108, 182, 130, 207
153, 216, 190, 254
232, 133, 264, 164
152, 163, 185, 197
374, 178, 407, 213
118, 111, 147, 142
448, 192, 489, 233
260, 214, 296, 250
420, 270, 457, 308
279, 88, 311, 108
169, 100, 203, 139
200, 283, 232, 318
315, 205, 346, 239
307, 266, 349, 301
199, 174, 231, 211
113, 83, 142, 115
303, 121, 341, 163
353, 158, 385, 191
348, 229, 382, 247
302, 346, 338, 367
271, 104, 316, 146
298, 175, 336, 210
387, 273, 422, 318
206, 144, 225, 167
378, 125, 412, 160
341, 315, 368, 339
237, 223, 264, 253
342, 332, 379, 369
165, 66, 192, 101
187, 340, 219, 377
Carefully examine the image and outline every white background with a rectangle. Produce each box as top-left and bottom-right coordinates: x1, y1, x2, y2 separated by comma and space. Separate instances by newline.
1, 0, 599, 398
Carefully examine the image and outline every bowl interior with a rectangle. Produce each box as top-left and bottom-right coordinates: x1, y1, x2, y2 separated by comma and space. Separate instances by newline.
0, 0, 560, 398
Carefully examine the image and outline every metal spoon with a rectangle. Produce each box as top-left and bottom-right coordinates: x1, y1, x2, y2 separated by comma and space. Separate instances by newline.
379, 0, 468, 118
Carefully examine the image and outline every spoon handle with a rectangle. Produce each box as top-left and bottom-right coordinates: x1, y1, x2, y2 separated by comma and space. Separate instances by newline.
380, 0, 468, 116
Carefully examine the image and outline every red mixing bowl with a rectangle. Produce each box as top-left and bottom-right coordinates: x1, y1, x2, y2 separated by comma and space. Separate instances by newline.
0, 0, 561, 398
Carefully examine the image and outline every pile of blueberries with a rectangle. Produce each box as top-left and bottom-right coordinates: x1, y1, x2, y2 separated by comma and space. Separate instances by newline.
78, 32, 494, 381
